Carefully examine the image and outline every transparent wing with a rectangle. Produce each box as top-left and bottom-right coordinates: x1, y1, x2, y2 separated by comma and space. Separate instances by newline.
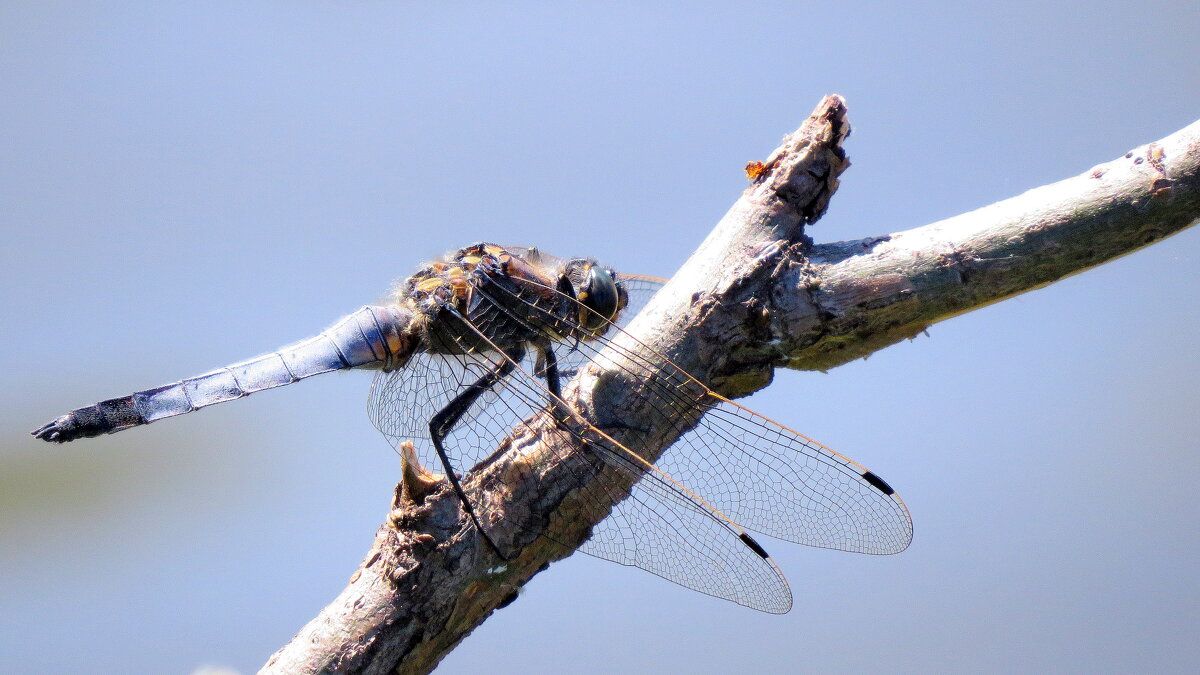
368, 348, 539, 475
366, 317, 792, 613
578, 454, 792, 614
475, 272, 913, 556
655, 400, 911, 554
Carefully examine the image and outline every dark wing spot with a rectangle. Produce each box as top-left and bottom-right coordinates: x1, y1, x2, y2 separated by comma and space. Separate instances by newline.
861, 470, 895, 496
739, 532, 770, 559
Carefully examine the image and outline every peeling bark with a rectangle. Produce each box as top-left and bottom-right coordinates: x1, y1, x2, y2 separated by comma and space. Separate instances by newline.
262, 97, 1200, 675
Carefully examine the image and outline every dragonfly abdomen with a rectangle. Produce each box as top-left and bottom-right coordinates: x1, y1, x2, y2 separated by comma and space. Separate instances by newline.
32, 305, 416, 443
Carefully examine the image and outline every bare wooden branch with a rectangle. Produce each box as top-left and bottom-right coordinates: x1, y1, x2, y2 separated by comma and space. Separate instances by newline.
778, 120, 1200, 372
262, 98, 1200, 674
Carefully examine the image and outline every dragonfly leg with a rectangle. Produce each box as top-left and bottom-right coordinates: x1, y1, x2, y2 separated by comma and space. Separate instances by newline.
428, 348, 525, 560
536, 344, 574, 428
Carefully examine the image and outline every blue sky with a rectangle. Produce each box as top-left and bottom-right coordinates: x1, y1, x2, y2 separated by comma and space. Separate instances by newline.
1, 2, 1197, 672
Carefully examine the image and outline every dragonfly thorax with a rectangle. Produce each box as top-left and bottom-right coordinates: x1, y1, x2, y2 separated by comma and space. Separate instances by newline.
400, 243, 629, 356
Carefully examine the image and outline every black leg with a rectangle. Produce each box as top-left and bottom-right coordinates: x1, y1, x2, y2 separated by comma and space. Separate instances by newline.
537, 344, 574, 429
429, 347, 524, 560
540, 344, 562, 399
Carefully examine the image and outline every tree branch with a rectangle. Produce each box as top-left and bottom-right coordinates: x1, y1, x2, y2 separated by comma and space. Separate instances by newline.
262, 98, 1200, 674
778, 118, 1200, 372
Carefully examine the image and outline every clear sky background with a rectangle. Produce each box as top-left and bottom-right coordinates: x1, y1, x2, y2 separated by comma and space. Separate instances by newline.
2, 2, 1197, 673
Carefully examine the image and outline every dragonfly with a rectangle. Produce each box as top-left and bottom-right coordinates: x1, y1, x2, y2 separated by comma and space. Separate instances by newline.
32, 242, 912, 613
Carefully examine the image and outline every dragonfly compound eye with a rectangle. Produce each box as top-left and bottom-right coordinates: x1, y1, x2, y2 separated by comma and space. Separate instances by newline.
577, 264, 621, 333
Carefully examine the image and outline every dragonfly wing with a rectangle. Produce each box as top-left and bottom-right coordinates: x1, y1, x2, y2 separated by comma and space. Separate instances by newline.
653, 398, 913, 554
367, 348, 539, 474
478, 343, 796, 614
473, 269, 914, 555
580, 463, 793, 613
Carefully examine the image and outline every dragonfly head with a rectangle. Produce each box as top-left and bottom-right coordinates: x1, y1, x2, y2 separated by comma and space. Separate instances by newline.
561, 259, 628, 338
